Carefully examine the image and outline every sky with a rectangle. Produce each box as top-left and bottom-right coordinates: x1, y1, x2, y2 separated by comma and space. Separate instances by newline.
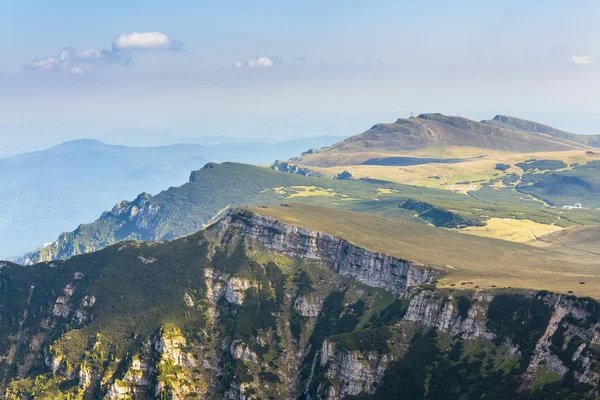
0, 0, 599, 155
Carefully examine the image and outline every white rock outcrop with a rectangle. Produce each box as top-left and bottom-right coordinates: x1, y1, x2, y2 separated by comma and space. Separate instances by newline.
225, 277, 252, 305
321, 340, 390, 399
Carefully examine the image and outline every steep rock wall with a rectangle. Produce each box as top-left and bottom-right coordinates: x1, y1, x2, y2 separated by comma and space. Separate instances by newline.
215, 210, 439, 294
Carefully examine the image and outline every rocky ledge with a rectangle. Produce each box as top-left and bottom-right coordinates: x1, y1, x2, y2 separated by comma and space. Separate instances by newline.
215, 210, 440, 295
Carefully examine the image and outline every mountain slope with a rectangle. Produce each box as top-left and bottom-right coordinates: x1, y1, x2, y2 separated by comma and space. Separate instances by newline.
20, 163, 403, 264
515, 161, 600, 208
0, 139, 207, 259
538, 225, 600, 254
0, 135, 341, 259
1, 208, 599, 399
22, 160, 600, 266
291, 113, 588, 168
482, 115, 600, 148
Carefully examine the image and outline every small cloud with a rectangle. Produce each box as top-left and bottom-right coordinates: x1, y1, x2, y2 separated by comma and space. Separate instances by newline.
112, 32, 183, 52
248, 56, 276, 68
25, 31, 181, 74
234, 56, 281, 69
26, 47, 130, 74
568, 56, 594, 65
366, 59, 385, 68
293, 56, 308, 64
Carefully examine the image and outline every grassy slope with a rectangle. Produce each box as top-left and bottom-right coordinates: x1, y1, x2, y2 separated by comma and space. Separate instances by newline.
482, 115, 600, 147
537, 225, 600, 254
517, 164, 600, 208
249, 204, 600, 297
290, 147, 600, 244
298, 148, 600, 189
458, 218, 563, 244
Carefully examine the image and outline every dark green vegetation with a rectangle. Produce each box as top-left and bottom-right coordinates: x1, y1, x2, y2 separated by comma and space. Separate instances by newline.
3, 112, 600, 398
348, 294, 599, 400
515, 159, 568, 171
516, 161, 600, 208
474, 159, 600, 214
400, 198, 485, 228
482, 115, 600, 148
487, 294, 552, 358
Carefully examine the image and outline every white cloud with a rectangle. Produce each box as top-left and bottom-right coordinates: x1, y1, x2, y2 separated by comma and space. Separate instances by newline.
113, 32, 183, 51
26, 31, 182, 74
79, 49, 104, 60
568, 56, 594, 65
26, 47, 130, 74
28, 56, 60, 71
248, 56, 275, 68
234, 56, 280, 69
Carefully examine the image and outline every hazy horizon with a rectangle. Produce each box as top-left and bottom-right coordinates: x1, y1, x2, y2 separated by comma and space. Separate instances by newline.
1, 0, 599, 154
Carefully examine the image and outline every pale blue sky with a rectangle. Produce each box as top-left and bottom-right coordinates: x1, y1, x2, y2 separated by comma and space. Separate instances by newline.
0, 0, 598, 154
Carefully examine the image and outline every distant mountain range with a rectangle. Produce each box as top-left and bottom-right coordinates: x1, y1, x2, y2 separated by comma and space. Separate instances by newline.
0, 135, 342, 259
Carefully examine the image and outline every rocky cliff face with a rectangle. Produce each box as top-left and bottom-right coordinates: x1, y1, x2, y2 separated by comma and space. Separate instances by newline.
1, 210, 600, 399
317, 289, 600, 399
20, 192, 160, 265
320, 339, 391, 399
216, 210, 439, 295
270, 160, 322, 177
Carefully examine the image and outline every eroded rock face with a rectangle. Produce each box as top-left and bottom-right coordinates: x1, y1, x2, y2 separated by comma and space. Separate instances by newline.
155, 328, 196, 368
230, 340, 259, 364
517, 295, 600, 391
403, 290, 494, 340
225, 277, 253, 305
270, 160, 321, 177
294, 294, 322, 317
106, 351, 152, 399
183, 292, 195, 307
217, 211, 439, 294
321, 340, 391, 399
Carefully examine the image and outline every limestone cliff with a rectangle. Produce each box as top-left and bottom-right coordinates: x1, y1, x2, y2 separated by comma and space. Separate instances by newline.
1, 210, 600, 399
215, 210, 439, 294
